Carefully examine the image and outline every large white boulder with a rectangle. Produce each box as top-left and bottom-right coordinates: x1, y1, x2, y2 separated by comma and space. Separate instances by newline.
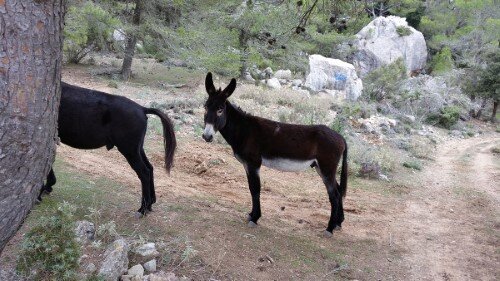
304, 54, 363, 100
353, 16, 427, 77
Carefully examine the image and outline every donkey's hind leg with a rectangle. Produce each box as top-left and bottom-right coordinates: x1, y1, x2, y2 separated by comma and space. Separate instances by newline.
316, 166, 342, 236
140, 149, 156, 204
120, 148, 153, 216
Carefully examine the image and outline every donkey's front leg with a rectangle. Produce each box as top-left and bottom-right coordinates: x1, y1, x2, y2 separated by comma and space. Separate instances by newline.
245, 165, 262, 227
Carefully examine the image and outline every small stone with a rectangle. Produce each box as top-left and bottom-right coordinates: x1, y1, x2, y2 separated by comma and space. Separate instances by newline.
143, 259, 157, 273
133, 243, 160, 258
149, 271, 179, 281
291, 79, 303, 87
194, 162, 208, 174
75, 220, 95, 242
128, 264, 145, 277
122, 275, 142, 281
84, 262, 97, 274
265, 78, 281, 89
274, 69, 292, 80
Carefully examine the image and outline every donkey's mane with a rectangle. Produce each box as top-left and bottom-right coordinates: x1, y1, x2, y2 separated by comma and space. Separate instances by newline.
227, 100, 252, 117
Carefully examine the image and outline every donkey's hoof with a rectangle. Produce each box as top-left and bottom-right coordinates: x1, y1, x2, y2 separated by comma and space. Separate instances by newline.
323, 230, 333, 238
246, 214, 252, 222
247, 221, 258, 228
134, 212, 145, 219
333, 225, 342, 232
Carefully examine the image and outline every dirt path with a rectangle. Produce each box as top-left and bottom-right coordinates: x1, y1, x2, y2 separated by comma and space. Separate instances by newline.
394, 135, 499, 280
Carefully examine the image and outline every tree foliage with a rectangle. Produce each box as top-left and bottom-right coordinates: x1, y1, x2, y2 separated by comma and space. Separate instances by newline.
64, 1, 120, 63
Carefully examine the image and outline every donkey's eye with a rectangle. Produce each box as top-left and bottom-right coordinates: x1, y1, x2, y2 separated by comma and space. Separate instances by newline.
216, 108, 224, 116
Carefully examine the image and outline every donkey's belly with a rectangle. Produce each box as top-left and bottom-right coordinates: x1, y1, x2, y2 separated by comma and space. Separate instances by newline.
262, 157, 316, 172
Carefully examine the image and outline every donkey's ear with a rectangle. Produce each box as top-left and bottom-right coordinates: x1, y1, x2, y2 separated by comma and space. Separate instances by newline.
205, 72, 216, 96
222, 78, 237, 98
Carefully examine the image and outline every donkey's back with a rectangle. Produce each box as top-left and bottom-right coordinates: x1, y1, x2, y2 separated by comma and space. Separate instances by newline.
59, 82, 147, 150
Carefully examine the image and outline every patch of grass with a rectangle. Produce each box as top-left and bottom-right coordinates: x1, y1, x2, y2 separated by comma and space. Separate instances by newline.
17, 202, 80, 280
396, 26, 413, 36
107, 80, 118, 88
131, 63, 204, 86
402, 160, 422, 170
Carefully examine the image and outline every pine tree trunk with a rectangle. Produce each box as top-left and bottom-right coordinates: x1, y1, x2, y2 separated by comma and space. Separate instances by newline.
239, 29, 249, 78
492, 100, 498, 123
0, 0, 64, 252
121, 0, 143, 80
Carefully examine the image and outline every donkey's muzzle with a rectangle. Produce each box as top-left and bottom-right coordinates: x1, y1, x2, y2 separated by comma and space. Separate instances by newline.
202, 134, 213, 142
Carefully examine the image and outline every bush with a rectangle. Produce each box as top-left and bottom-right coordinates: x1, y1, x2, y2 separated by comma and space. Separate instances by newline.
396, 26, 413, 36
403, 160, 422, 170
17, 202, 80, 280
430, 47, 454, 75
363, 58, 406, 101
427, 105, 461, 129
64, 1, 120, 63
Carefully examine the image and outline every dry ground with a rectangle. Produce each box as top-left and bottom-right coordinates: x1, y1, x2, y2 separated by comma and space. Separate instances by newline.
1, 62, 499, 280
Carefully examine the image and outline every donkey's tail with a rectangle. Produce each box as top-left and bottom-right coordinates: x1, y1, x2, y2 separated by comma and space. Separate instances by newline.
339, 137, 348, 198
144, 108, 177, 174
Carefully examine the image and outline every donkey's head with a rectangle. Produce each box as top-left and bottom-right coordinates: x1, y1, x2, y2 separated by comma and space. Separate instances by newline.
202, 72, 236, 142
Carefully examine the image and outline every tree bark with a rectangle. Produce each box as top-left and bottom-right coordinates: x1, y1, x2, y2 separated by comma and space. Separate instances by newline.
239, 29, 249, 79
492, 100, 498, 123
0, 0, 64, 253
121, 0, 143, 80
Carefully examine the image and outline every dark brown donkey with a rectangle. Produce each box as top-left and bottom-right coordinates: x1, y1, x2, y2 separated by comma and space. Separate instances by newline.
201, 73, 348, 236
39, 82, 176, 216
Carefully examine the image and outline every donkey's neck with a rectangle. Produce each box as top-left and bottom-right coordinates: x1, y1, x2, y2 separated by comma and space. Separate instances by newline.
219, 101, 249, 149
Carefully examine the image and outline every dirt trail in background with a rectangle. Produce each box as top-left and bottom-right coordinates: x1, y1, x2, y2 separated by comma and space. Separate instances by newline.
393, 135, 499, 280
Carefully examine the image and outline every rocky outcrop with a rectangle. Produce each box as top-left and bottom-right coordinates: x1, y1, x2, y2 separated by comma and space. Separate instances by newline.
99, 239, 129, 281
304, 54, 363, 100
353, 16, 427, 77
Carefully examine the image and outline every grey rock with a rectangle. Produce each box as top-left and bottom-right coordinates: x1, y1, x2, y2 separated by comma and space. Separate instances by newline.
148, 271, 179, 281
122, 275, 143, 281
353, 16, 427, 77
265, 78, 281, 89
0, 269, 21, 281
263, 67, 273, 78
304, 54, 363, 100
278, 79, 288, 85
143, 259, 157, 273
291, 79, 303, 87
113, 29, 126, 42
128, 264, 145, 277
75, 220, 95, 242
99, 239, 129, 281
274, 69, 292, 80
242, 71, 255, 82
84, 263, 97, 274
133, 243, 160, 258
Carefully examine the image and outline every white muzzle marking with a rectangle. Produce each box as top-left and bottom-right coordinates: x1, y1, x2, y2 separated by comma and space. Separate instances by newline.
203, 123, 215, 139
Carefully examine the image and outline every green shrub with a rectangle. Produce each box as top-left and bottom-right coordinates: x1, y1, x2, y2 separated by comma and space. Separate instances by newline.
427, 105, 461, 129
430, 47, 454, 75
64, 1, 120, 63
17, 202, 80, 280
396, 26, 413, 36
403, 160, 422, 170
363, 58, 406, 101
